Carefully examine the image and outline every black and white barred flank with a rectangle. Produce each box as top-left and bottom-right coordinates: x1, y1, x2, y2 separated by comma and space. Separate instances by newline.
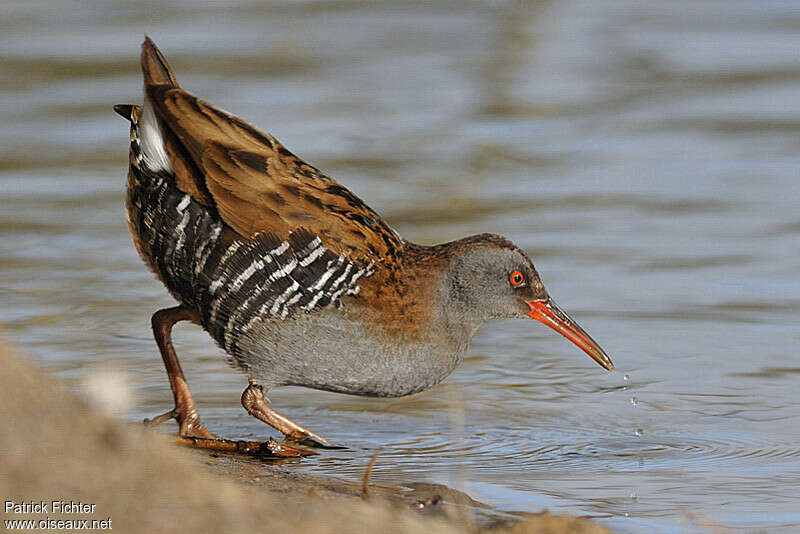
126, 106, 374, 357
204, 225, 374, 355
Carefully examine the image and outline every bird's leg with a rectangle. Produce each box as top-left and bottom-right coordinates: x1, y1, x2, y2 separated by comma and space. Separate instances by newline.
149, 306, 215, 439
242, 384, 340, 448
148, 307, 313, 458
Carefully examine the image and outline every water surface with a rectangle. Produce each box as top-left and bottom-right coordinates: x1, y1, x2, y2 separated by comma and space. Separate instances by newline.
2, 1, 799, 532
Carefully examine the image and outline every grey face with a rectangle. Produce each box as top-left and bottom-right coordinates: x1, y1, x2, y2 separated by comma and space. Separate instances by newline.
443, 245, 549, 324
437, 241, 614, 371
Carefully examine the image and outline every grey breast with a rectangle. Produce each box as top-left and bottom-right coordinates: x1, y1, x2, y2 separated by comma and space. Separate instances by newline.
234, 305, 465, 397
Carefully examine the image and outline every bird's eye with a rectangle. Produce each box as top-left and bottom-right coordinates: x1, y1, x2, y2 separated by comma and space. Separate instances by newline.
509, 271, 525, 287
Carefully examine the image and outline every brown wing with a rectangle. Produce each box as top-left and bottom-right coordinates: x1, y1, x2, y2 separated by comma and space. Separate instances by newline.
140, 37, 402, 265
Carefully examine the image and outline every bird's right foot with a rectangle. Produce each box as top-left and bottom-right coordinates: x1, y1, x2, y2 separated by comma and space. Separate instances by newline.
242, 384, 345, 449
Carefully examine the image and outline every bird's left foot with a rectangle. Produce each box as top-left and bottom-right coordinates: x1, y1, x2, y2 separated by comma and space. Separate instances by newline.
145, 410, 315, 457
175, 436, 317, 457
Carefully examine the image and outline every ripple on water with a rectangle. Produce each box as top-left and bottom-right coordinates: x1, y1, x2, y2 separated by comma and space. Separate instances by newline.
291, 422, 800, 485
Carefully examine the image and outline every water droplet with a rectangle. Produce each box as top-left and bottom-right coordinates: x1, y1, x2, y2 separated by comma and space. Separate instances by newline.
623, 512, 630, 517
630, 396, 639, 406
634, 427, 644, 437
623, 374, 630, 381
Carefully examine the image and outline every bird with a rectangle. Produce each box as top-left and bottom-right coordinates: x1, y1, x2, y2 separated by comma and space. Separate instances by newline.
114, 37, 613, 454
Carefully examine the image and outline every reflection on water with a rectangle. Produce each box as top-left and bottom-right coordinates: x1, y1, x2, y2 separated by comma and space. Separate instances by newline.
2, 1, 800, 532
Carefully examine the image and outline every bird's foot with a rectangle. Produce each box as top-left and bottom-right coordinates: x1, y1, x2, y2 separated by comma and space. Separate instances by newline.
146, 409, 313, 457
176, 436, 317, 457
143, 406, 217, 439
242, 383, 346, 449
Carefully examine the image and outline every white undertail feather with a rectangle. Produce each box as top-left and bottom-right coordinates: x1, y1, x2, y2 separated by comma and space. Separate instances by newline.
139, 96, 172, 173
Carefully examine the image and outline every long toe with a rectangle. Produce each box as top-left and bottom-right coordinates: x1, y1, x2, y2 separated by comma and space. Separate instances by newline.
286, 432, 346, 450
143, 410, 174, 426
176, 436, 317, 458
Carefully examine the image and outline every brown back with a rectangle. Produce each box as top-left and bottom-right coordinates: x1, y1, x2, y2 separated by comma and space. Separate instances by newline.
140, 37, 403, 266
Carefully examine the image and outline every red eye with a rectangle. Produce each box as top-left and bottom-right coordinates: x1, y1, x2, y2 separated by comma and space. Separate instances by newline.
509, 271, 525, 287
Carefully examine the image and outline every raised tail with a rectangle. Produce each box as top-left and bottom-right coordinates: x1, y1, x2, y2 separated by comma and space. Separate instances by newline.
110, 37, 178, 175
141, 35, 180, 89
114, 38, 214, 206
136, 36, 178, 173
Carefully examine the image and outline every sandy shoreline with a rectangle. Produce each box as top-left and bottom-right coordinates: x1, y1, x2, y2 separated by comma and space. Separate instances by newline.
0, 339, 613, 533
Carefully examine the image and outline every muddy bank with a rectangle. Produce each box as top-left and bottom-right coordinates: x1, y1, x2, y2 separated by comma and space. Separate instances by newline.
0, 339, 612, 533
